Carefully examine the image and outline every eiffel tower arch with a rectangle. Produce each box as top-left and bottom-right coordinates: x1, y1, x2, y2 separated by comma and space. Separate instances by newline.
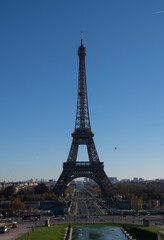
54, 34, 112, 198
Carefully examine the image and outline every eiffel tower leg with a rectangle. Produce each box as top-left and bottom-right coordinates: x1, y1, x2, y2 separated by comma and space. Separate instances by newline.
86, 139, 112, 197
54, 171, 71, 195
54, 139, 79, 195
93, 170, 112, 198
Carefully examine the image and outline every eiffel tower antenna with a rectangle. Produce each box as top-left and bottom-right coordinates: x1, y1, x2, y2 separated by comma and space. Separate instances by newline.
81, 32, 83, 45
54, 34, 112, 198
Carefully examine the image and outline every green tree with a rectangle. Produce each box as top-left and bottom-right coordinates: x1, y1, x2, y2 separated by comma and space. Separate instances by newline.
131, 196, 142, 211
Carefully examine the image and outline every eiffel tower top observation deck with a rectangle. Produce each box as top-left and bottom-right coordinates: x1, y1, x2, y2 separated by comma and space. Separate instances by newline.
74, 32, 93, 136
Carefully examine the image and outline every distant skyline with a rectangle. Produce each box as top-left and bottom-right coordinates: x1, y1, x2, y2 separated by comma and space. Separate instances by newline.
0, 0, 164, 181
1, 175, 164, 183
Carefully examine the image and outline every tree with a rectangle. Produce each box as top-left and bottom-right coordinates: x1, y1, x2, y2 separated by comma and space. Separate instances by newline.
34, 183, 48, 194
4, 198, 25, 216
131, 196, 142, 211
3, 186, 15, 196
12, 198, 25, 210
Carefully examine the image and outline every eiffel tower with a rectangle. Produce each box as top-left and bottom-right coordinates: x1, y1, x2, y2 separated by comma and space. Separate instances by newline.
54, 34, 112, 198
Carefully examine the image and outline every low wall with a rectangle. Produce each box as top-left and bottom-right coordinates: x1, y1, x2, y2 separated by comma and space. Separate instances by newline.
158, 231, 164, 240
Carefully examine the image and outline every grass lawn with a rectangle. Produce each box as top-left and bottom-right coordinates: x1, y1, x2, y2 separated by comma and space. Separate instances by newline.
16, 225, 65, 240
137, 225, 163, 234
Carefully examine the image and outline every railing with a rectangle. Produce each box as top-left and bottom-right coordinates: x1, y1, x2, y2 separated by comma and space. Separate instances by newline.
76, 161, 91, 166
63, 161, 104, 167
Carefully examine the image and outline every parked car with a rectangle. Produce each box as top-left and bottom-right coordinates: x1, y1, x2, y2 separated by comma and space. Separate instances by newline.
6, 218, 12, 223
0, 226, 8, 234
100, 219, 107, 222
30, 217, 39, 221
57, 217, 65, 221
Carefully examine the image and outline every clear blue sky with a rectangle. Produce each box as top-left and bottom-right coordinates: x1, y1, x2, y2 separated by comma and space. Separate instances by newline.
0, 0, 164, 181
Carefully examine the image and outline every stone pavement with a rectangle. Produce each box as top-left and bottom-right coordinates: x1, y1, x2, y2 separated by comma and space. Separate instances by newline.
0, 224, 33, 240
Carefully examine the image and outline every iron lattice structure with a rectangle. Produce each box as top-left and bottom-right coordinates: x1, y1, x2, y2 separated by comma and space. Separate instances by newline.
54, 35, 112, 198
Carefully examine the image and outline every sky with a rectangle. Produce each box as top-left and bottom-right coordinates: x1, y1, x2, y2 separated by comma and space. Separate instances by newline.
0, 0, 164, 182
